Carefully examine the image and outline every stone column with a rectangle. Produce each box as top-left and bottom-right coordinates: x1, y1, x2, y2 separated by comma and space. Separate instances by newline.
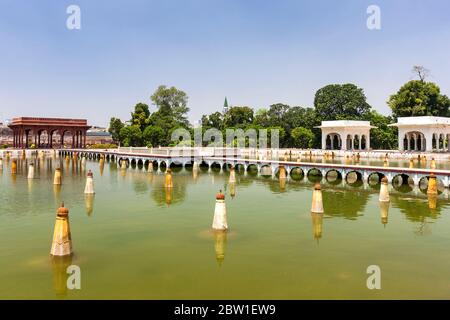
425, 132, 433, 152
366, 133, 370, 150
321, 133, 327, 150
448, 134, 450, 152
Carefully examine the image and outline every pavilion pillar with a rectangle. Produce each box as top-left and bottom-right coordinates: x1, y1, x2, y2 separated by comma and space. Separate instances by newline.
321, 134, 327, 150
425, 132, 433, 152
83, 131, 86, 148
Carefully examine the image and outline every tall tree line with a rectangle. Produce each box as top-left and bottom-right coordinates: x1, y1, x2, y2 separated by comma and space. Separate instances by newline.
109, 66, 449, 149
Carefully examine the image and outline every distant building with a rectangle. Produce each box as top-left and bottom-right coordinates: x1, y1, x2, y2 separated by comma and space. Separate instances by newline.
0, 123, 13, 146
86, 127, 113, 145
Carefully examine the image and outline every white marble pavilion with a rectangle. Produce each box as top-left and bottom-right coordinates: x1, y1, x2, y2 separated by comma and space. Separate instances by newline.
316, 120, 376, 151
388, 116, 450, 152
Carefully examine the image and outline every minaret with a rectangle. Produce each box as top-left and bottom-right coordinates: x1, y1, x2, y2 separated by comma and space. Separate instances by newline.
223, 97, 229, 114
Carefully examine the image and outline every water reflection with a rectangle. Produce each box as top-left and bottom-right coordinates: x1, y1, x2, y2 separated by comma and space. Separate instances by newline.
311, 213, 323, 243
50, 255, 72, 297
85, 194, 95, 216
213, 230, 227, 266
322, 188, 369, 220
379, 201, 389, 226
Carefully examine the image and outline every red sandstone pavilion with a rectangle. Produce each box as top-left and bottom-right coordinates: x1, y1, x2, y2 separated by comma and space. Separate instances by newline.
8, 117, 91, 149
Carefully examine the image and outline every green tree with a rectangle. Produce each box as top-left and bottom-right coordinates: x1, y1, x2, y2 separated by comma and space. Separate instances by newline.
290, 127, 314, 148
201, 111, 223, 130
150, 85, 190, 126
130, 103, 150, 131
108, 117, 124, 143
119, 125, 143, 147
388, 80, 450, 118
314, 84, 372, 121
267, 103, 290, 127
367, 111, 397, 150
143, 125, 165, 147
254, 108, 271, 127
223, 106, 254, 128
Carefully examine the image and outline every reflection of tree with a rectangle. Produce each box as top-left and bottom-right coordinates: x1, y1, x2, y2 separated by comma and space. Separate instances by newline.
391, 195, 447, 222
322, 188, 369, 220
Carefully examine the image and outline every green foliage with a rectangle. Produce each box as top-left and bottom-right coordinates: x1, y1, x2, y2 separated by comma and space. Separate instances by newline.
130, 103, 150, 131
201, 112, 224, 130
314, 84, 372, 121
119, 125, 143, 147
108, 117, 124, 142
388, 80, 450, 118
143, 125, 165, 147
290, 127, 314, 148
151, 85, 189, 126
88, 143, 118, 149
366, 111, 398, 150
113, 85, 190, 147
223, 106, 254, 128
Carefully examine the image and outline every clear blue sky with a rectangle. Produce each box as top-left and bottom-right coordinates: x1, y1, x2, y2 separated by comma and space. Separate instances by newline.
1, 0, 450, 127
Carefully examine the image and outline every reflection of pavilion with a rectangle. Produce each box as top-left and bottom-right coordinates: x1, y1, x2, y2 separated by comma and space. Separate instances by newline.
8, 117, 91, 149
316, 120, 376, 151
389, 116, 450, 152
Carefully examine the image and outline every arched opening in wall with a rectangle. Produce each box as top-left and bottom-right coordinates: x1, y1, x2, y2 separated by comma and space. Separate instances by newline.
353, 135, 360, 150
326, 133, 341, 150
361, 135, 367, 150
210, 162, 221, 172
416, 134, 422, 151
62, 130, 74, 148
159, 161, 167, 171
307, 168, 322, 183
432, 134, 437, 150
345, 171, 362, 185
170, 162, 183, 172
346, 134, 352, 150
199, 160, 209, 171
290, 167, 304, 181
325, 135, 332, 150
392, 174, 413, 192
51, 130, 61, 148
247, 164, 258, 176
183, 160, 193, 170
332, 135, 341, 150
260, 165, 272, 177
137, 159, 144, 169
439, 134, 445, 150
368, 172, 384, 187
24, 129, 33, 148
404, 131, 425, 151
234, 163, 246, 174
38, 129, 50, 148
325, 169, 342, 185
410, 135, 416, 150
403, 135, 408, 150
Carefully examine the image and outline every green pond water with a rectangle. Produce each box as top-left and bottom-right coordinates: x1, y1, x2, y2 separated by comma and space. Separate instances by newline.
0, 156, 450, 299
